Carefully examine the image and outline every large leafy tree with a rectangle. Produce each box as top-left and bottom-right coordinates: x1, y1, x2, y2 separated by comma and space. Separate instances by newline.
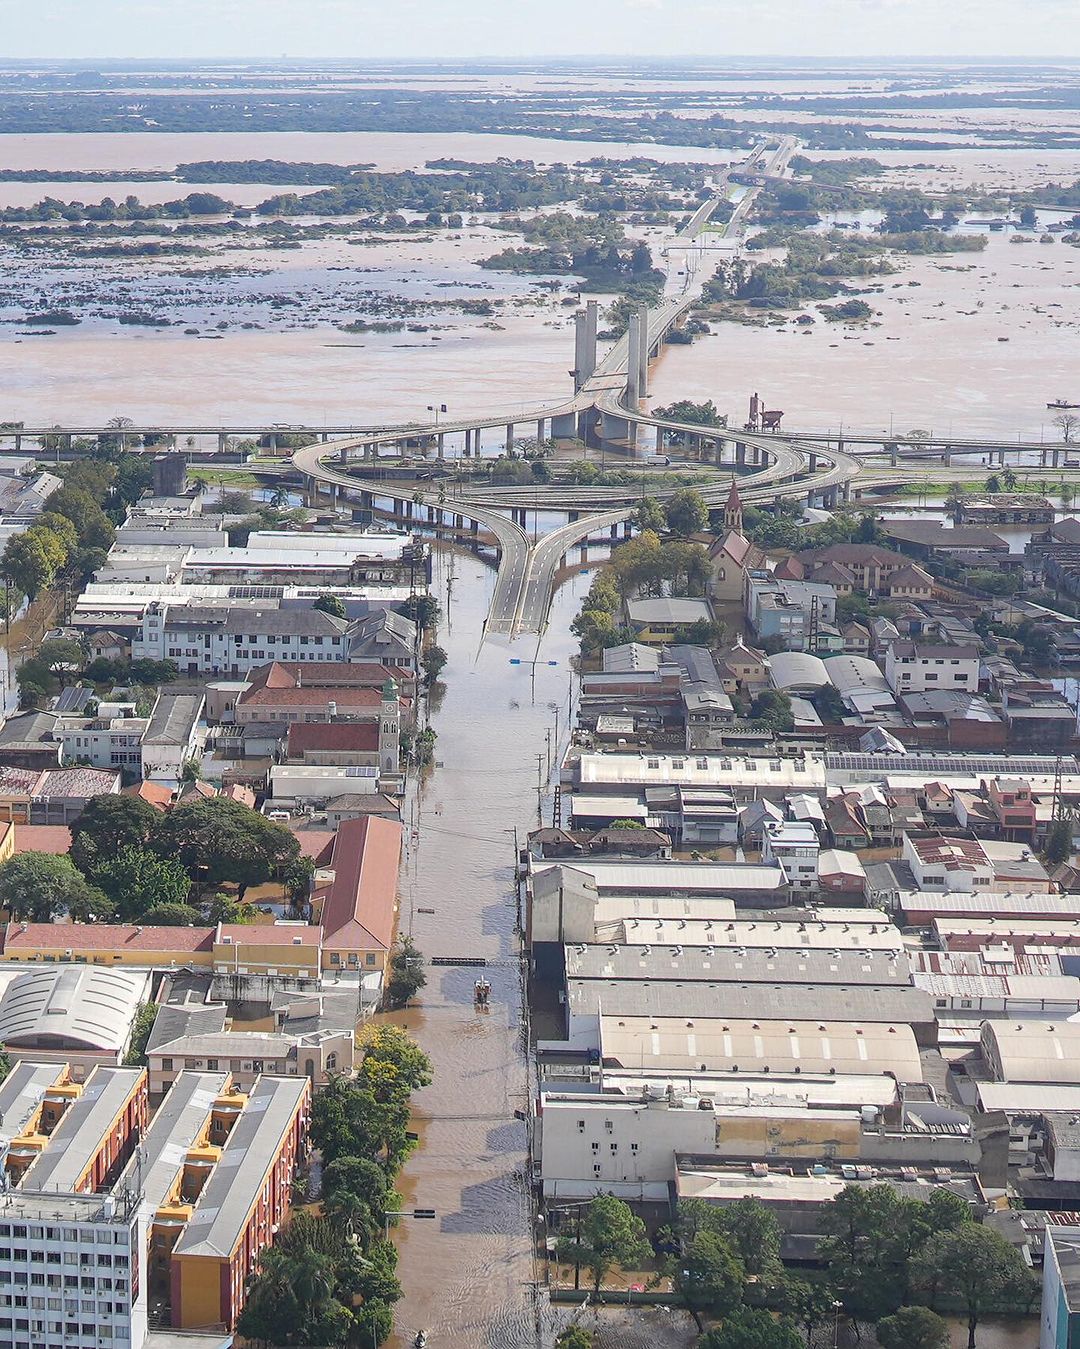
152, 796, 299, 893
556, 1194, 650, 1296
699, 1308, 802, 1349
93, 847, 192, 921
913, 1224, 1035, 1349
877, 1305, 949, 1349
666, 1228, 744, 1333
664, 487, 710, 537
321, 1155, 388, 1243
0, 852, 107, 922
71, 793, 161, 877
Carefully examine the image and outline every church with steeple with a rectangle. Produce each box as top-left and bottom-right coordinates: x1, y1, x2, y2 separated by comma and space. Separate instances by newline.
707, 477, 765, 611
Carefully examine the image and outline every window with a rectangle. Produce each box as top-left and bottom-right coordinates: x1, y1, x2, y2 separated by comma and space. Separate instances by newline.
161, 1059, 172, 1072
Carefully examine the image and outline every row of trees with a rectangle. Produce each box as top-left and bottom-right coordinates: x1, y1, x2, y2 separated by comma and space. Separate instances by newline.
559, 1186, 1035, 1348
238, 1025, 433, 1347
0, 793, 313, 926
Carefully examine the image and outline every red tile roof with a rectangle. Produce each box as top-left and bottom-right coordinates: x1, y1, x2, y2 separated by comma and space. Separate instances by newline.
290, 829, 337, 864
122, 781, 174, 812
3, 922, 215, 953
216, 923, 321, 945
319, 815, 401, 952
246, 661, 414, 691
287, 722, 379, 755
11, 825, 71, 855
240, 686, 387, 709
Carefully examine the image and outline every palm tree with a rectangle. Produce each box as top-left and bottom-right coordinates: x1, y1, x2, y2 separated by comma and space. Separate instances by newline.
269, 484, 291, 509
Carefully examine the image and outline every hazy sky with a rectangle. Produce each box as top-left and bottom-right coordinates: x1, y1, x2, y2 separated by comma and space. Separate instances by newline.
4, 0, 1080, 61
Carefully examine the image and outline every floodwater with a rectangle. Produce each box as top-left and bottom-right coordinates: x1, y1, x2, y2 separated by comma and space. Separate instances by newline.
648, 228, 1080, 442
386, 545, 588, 1348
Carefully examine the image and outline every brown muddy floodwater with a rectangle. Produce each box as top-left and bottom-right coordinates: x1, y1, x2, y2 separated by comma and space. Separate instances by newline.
385, 546, 590, 1349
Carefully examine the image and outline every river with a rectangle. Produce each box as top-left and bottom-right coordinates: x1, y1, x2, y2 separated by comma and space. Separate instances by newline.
386, 545, 588, 1348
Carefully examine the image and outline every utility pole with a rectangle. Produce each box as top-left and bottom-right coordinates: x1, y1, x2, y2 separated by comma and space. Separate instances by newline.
535, 753, 545, 821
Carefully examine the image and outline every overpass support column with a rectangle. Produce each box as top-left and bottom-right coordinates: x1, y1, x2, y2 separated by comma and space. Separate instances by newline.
583, 300, 599, 384
890, 445, 898, 467
217, 432, 227, 453
944, 448, 951, 467
537, 418, 546, 444
505, 424, 514, 454
551, 412, 576, 440
437, 433, 445, 458
573, 311, 588, 394
627, 312, 642, 406
568, 510, 578, 523
610, 523, 619, 540
637, 304, 650, 398
321, 431, 329, 443
655, 425, 664, 453
1054, 448, 1061, 468
12, 433, 20, 452
339, 446, 348, 464
841, 479, 851, 503
808, 451, 817, 474
735, 441, 746, 468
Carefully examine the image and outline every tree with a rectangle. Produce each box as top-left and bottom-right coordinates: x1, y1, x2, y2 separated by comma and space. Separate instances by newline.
945, 482, 968, 525
1055, 413, 1080, 444
556, 1194, 650, 1296
93, 847, 192, 921
138, 902, 202, 926
123, 1002, 159, 1066
0, 528, 67, 600
556, 1329, 595, 1349
70, 793, 162, 878
751, 689, 794, 733
313, 592, 347, 620
0, 852, 104, 922
877, 1306, 949, 1349
813, 683, 848, 723
321, 1155, 389, 1242
634, 496, 667, 533
128, 657, 179, 685
357, 1022, 434, 1096
152, 796, 299, 894
398, 593, 441, 630
913, 1224, 1033, 1349
698, 1308, 802, 1349
664, 487, 709, 537
705, 1198, 783, 1283
383, 936, 427, 1009
34, 638, 86, 687
1045, 816, 1074, 866
208, 891, 251, 924
666, 1228, 744, 1332
421, 644, 448, 683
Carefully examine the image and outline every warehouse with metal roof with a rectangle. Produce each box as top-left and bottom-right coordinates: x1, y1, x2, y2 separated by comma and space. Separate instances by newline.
599, 1016, 924, 1080
981, 1020, 1080, 1084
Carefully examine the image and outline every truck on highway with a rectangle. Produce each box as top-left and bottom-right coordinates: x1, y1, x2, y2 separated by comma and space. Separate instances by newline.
644, 453, 671, 466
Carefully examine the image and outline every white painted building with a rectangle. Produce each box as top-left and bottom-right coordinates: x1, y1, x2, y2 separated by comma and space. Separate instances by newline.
0, 1189, 143, 1349
761, 819, 820, 892
883, 641, 980, 695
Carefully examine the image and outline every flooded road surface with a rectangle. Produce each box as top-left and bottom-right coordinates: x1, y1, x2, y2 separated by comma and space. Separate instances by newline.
387, 546, 588, 1349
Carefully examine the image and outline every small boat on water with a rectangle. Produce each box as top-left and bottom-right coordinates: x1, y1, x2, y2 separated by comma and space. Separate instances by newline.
1049, 399, 1080, 409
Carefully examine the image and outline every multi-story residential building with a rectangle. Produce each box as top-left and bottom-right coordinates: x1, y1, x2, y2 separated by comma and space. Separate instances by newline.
59, 714, 148, 773
760, 818, 820, 892
134, 603, 351, 676
170, 1075, 309, 1331
0, 1187, 142, 1349
883, 641, 980, 695
0, 1063, 311, 1347
1041, 1225, 1080, 1348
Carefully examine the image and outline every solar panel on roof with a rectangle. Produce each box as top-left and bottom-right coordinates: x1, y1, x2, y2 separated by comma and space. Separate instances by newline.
827, 753, 1079, 775
228, 585, 285, 600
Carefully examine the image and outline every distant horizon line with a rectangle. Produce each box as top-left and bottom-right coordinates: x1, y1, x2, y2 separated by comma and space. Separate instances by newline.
2, 54, 1079, 67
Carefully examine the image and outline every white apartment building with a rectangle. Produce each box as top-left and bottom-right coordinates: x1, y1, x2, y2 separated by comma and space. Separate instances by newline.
0, 1189, 142, 1349
60, 717, 147, 773
883, 642, 980, 695
760, 819, 820, 892
133, 603, 349, 677
902, 833, 994, 892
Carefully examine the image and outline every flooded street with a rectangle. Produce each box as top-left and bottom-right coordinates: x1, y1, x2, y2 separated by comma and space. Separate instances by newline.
387, 546, 588, 1348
